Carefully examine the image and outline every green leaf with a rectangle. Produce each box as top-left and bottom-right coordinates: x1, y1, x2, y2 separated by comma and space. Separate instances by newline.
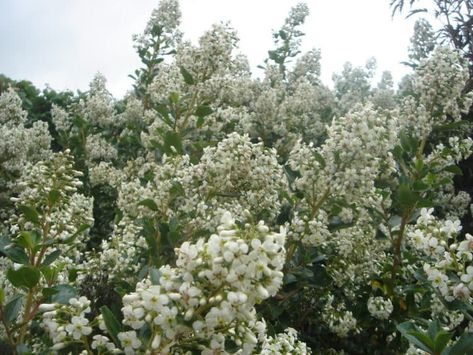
7, 266, 41, 289
443, 165, 462, 176
68, 268, 78, 282
225, 338, 240, 353
100, 306, 122, 345
61, 224, 91, 244
169, 92, 179, 104
138, 198, 159, 212
40, 265, 56, 282
163, 131, 183, 154
170, 183, 185, 198
18, 205, 40, 225
4, 294, 24, 325
16, 343, 31, 354
47, 190, 61, 206
393, 145, 404, 161
268, 50, 283, 64
400, 130, 418, 155
50, 285, 77, 304
195, 105, 213, 118
413, 180, 429, 191
397, 322, 433, 353
16, 231, 34, 249
433, 330, 452, 353
312, 151, 326, 169
180, 66, 195, 85
278, 30, 288, 40
283, 273, 297, 285
42, 287, 59, 298
149, 267, 161, 285
196, 115, 205, 128
427, 319, 441, 340
42, 249, 61, 266
396, 184, 419, 210
446, 332, 473, 355
434, 120, 467, 132
417, 197, 435, 208
3, 246, 29, 264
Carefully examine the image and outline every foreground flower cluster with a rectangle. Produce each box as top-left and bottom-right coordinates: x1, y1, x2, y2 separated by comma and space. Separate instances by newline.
35, 213, 309, 354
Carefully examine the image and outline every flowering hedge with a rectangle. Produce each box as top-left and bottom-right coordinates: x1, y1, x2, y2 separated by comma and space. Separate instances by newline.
1, 1, 473, 354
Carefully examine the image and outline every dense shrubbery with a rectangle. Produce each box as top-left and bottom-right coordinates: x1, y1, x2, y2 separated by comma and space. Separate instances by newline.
1, 1, 473, 354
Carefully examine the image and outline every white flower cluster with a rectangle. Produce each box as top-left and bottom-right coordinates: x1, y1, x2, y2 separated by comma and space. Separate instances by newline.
143, 21, 252, 149
323, 294, 358, 338
289, 211, 331, 247
88, 161, 122, 187
415, 47, 472, 121
0, 88, 27, 125
117, 212, 289, 353
178, 133, 287, 232
9, 150, 93, 246
134, 0, 182, 51
239, 60, 334, 158
327, 224, 387, 294
51, 104, 71, 132
0, 88, 51, 184
88, 156, 188, 280
408, 208, 472, 302
260, 327, 311, 354
288, 103, 398, 219
332, 59, 376, 116
40, 296, 119, 353
6, 150, 94, 290
367, 296, 393, 320
430, 295, 464, 331
95, 216, 147, 281
79, 73, 116, 129
424, 137, 473, 219
400, 47, 473, 138
85, 133, 118, 164
289, 48, 322, 86
408, 19, 436, 64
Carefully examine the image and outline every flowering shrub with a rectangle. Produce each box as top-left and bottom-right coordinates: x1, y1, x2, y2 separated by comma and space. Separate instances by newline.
1, 0, 473, 354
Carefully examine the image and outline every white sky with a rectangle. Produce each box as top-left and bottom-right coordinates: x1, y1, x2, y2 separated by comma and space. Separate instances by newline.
0, 0, 431, 97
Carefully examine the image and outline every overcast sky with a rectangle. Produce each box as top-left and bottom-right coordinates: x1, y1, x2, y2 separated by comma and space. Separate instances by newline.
0, 0, 430, 97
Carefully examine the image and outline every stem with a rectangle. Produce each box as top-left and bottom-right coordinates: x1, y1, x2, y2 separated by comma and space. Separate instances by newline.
391, 209, 411, 281
285, 243, 296, 265
0, 305, 16, 349
17, 289, 34, 344
416, 135, 428, 159
310, 187, 331, 219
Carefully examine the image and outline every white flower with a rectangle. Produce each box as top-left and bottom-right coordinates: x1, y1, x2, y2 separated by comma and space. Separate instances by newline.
65, 316, 92, 340
118, 331, 141, 355
453, 283, 471, 300
461, 266, 473, 290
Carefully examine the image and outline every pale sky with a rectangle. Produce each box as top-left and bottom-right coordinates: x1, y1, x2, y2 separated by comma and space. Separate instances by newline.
0, 0, 431, 97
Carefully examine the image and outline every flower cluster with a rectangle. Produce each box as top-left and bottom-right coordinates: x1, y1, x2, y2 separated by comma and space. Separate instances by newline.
181, 133, 287, 231
367, 296, 394, 320
400, 47, 473, 138
40, 296, 120, 353
407, 208, 472, 303
0, 88, 51, 189
288, 103, 398, 221
9, 150, 93, 248
322, 294, 358, 337
117, 212, 289, 353
260, 327, 311, 354
133, 0, 182, 52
